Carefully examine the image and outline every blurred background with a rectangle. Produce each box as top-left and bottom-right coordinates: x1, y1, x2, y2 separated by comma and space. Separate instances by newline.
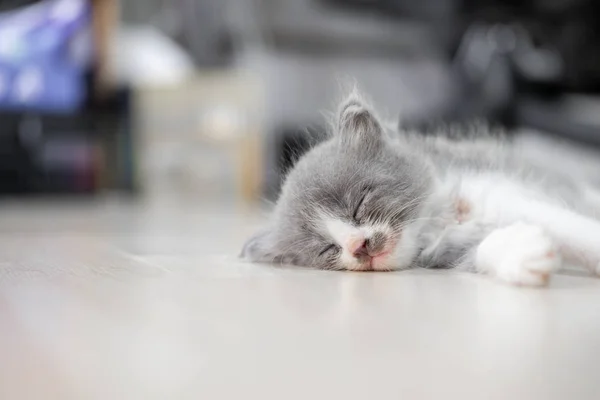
2, 0, 600, 205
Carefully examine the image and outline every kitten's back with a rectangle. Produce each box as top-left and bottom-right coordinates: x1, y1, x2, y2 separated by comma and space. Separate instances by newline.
391, 124, 593, 215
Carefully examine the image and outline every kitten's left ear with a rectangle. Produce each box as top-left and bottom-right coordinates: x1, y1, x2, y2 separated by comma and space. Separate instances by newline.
241, 228, 300, 264
335, 93, 383, 146
240, 229, 273, 262
241, 228, 293, 264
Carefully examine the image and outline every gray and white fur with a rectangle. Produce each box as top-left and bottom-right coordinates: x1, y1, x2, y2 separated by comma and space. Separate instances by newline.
242, 90, 600, 286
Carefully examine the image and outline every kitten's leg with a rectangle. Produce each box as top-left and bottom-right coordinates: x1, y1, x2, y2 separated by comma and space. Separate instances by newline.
475, 222, 560, 286
419, 198, 600, 283
417, 221, 491, 269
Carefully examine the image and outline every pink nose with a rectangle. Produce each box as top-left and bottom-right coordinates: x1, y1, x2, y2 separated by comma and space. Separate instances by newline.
351, 238, 369, 258
348, 235, 390, 259
347, 236, 365, 256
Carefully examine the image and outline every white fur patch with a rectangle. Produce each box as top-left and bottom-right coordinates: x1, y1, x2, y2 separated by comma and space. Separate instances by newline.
324, 218, 359, 248
457, 174, 533, 226
322, 217, 363, 270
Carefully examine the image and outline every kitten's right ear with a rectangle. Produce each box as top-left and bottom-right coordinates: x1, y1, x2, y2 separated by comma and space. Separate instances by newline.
335, 92, 383, 147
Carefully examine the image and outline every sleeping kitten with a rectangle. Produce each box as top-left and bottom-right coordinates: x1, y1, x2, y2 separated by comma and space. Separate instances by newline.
241, 91, 600, 286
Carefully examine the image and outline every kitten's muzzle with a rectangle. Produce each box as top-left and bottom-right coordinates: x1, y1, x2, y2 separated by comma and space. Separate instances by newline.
351, 234, 388, 260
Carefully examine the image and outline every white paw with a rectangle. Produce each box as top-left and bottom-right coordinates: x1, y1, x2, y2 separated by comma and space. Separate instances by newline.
476, 222, 560, 287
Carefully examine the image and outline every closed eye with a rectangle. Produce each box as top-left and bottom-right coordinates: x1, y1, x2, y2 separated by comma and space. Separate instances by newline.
353, 192, 368, 221
319, 244, 337, 257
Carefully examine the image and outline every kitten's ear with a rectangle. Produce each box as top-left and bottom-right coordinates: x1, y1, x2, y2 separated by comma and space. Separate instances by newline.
240, 228, 286, 263
241, 229, 299, 264
335, 92, 383, 146
240, 229, 273, 262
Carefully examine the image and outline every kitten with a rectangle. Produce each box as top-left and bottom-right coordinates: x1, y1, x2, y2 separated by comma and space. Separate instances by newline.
241, 90, 600, 286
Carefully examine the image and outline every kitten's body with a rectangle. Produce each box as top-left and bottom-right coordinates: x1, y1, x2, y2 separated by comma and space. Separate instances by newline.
242, 92, 600, 286
401, 130, 596, 269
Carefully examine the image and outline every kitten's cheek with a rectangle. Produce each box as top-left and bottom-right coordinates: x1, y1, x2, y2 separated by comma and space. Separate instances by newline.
388, 233, 419, 270
371, 255, 397, 271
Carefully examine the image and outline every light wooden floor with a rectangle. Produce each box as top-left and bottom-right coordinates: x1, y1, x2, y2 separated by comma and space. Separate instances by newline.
0, 199, 599, 400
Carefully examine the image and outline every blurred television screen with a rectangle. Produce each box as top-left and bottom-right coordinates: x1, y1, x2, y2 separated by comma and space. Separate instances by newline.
0, 0, 92, 113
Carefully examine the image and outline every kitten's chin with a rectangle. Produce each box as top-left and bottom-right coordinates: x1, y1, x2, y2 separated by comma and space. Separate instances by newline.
371, 256, 401, 272
346, 260, 398, 272
344, 252, 404, 272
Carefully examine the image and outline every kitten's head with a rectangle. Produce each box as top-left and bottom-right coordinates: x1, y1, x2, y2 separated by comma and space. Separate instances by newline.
242, 93, 433, 271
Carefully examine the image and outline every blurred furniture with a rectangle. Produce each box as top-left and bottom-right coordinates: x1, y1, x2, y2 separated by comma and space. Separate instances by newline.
0, 87, 134, 195
119, 2, 262, 204
403, 0, 600, 147
121, 0, 232, 67
92, 0, 118, 94
137, 73, 263, 204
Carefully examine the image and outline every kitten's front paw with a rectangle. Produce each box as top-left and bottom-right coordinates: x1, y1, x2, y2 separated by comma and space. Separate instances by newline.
476, 222, 560, 287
